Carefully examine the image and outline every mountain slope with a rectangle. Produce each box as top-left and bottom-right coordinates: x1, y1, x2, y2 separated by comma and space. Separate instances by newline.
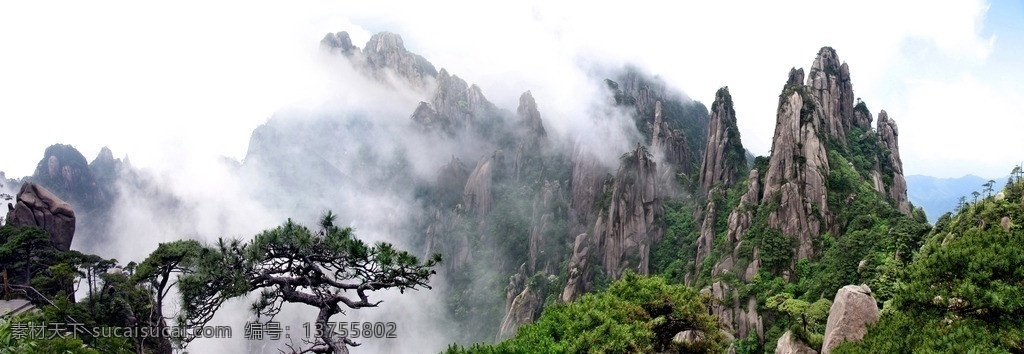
906, 174, 1010, 223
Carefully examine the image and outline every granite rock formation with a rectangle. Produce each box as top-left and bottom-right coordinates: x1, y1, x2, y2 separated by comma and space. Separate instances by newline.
763, 76, 831, 261
496, 264, 542, 340
597, 145, 663, 279
775, 330, 818, 354
821, 285, 879, 353
697, 87, 746, 197
876, 110, 911, 216
412, 69, 499, 137
561, 233, 593, 302
6, 183, 76, 251
322, 31, 438, 90
806, 47, 856, 144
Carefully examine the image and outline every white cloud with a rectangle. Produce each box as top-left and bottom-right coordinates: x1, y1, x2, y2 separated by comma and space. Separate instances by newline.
899, 75, 1024, 178
0, 0, 1008, 178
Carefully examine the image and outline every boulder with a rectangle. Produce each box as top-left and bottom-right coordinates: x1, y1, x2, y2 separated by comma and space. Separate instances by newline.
822, 285, 879, 353
775, 330, 818, 354
672, 330, 705, 345
5, 183, 76, 251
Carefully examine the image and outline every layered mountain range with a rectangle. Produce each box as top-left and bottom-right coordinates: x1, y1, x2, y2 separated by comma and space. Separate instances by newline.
3, 31, 926, 352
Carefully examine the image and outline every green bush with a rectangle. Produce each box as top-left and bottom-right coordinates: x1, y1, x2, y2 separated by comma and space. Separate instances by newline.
444, 274, 725, 354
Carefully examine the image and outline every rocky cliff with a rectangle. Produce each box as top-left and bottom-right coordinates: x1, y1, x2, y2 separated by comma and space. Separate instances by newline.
463, 154, 497, 217
6, 182, 76, 251
412, 69, 501, 137
876, 111, 911, 216
597, 145, 663, 279
762, 73, 832, 261
697, 87, 746, 197
806, 47, 857, 144
496, 264, 543, 341
527, 181, 560, 274
322, 31, 438, 90
609, 68, 710, 175
30, 144, 107, 212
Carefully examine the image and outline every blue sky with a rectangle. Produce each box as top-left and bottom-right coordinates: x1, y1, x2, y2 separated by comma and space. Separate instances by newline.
0, 0, 1020, 179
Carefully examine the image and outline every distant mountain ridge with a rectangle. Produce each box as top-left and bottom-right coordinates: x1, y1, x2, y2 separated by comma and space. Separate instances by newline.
906, 174, 1010, 223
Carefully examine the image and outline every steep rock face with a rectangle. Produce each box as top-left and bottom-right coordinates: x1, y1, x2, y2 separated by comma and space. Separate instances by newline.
88, 147, 127, 206
763, 80, 831, 261
567, 145, 607, 239
513, 91, 548, 181
697, 87, 746, 196
728, 169, 762, 246
704, 281, 763, 342
516, 91, 546, 139
560, 143, 606, 302
651, 100, 694, 175
412, 69, 498, 136
822, 285, 879, 354
463, 154, 497, 217
436, 157, 471, 207
5, 183, 76, 251
323, 31, 438, 89
852, 102, 873, 132
694, 197, 716, 271
320, 31, 357, 55
527, 181, 560, 274
363, 31, 438, 87
423, 208, 471, 271
806, 47, 856, 144
561, 233, 592, 302
775, 330, 818, 354
598, 145, 663, 279
30, 144, 107, 212
876, 111, 911, 216
614, 68, 709, 174
321, 31, 438, 89
496, 268, 542, 341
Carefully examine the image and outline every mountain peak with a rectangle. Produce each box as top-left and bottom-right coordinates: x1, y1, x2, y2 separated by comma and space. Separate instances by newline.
321, 30, 438, 90
516, 91, 546, 138
807, 46, 855, 144
320, 31, 356, 54
697, 86, 745, 197
365, 31, 406, 55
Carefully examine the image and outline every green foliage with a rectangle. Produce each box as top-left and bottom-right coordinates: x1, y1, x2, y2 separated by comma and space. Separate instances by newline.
650, 202, 700, 283
443, 274, 725, 354
0, 225, 152, 352
765, 293, 830, 348
0, 317, 100, 354
838, 178, 1024, 352
759, 228, 795, 272
178, 212, 440, 352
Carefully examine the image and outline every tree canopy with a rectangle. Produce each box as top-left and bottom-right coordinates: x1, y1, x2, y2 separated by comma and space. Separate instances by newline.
177, 211, 442, 353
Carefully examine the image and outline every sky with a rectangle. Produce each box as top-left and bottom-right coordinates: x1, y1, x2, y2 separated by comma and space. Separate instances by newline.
1, 0, 1021, 179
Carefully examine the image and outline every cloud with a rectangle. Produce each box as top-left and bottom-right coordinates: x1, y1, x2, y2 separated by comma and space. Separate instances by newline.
899, 75, 1024, 178
0, 2, 1019, 353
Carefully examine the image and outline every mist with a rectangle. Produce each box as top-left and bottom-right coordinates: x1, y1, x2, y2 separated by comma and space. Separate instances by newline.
1, 2, 1016, 353
42, 23, 654, 351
